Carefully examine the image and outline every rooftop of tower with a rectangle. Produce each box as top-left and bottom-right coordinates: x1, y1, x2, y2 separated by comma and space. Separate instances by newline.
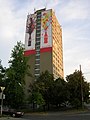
34, 8, 46, 14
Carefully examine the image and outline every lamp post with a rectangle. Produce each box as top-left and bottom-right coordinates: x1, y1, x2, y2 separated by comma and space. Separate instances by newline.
0, 87, 5, 116
80, 65, 84, 109
0, 59, 1, 65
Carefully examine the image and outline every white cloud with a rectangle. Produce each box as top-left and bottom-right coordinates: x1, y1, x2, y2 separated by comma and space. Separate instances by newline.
58, 0, 90, 21
0, 0, 90, 82
0, 0, 26, 67
55, 0, 90, 81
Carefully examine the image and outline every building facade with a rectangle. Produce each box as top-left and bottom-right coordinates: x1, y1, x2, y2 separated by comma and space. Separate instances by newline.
24, 8, 64, 90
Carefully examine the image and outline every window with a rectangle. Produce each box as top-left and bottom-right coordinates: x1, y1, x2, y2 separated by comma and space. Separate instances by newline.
36, 51, 40, 54
35, 73, 40, 77
36, 33, 40, 37
35, 68, 40, 71
35, 64, 40, 67
37, 20, 41, 24
36, 32, 40, 36
36, 47, 40, 50
36, 24, 41, 28
35, 56, 40, 59
35, 53, 40, 56
37, 14, 41, 17
36, 42, 40, 46
35, 69, 40, 74
36, 49, 40, 52
36, 29, 41, 33
35, 60, 40, 64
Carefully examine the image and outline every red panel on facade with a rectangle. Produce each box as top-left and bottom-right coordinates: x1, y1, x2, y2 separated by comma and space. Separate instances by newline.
24, 50, 36, 56
24, 47, 52, 56
40, 47, 52, 53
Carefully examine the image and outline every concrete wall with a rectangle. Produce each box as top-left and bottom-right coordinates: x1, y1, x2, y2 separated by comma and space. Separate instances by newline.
40, 51, 52, 74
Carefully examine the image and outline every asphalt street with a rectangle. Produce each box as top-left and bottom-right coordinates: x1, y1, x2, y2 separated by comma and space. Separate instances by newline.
0, 111, 90, 120
24, 112, 90, 120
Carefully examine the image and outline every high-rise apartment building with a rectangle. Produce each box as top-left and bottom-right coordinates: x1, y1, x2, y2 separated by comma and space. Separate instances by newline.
24, 8, 64, 89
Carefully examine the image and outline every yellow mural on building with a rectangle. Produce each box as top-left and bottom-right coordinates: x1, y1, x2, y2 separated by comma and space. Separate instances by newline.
41, 10, 52, 44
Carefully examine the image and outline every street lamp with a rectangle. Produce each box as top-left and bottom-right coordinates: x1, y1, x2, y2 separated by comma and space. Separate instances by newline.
0, 59, 1, 65
0, 86, 5, 116
80, 65, 84, 109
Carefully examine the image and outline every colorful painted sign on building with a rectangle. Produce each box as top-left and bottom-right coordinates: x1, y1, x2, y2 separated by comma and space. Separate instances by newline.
25, 14, 36, 50
41, 10, 52, 48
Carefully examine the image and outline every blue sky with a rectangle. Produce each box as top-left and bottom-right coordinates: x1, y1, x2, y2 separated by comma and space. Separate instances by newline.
0, 0, 90, 81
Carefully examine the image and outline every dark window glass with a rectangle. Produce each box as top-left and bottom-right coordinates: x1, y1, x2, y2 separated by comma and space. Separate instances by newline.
35, 60, 40, 64
35, 56, 40, 59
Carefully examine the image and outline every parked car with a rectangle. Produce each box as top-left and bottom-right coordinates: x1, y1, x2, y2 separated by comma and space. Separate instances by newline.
0, 106, 24, 117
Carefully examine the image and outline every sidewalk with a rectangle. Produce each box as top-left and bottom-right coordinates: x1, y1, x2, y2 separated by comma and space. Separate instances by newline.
0, 117, 22, 120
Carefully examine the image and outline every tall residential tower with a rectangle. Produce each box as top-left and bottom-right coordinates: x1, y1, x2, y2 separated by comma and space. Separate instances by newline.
24, 8, 64, 89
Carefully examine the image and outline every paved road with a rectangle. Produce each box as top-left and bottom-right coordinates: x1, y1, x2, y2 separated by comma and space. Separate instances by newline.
0, 111, 90, 120
24, 112, 90, 120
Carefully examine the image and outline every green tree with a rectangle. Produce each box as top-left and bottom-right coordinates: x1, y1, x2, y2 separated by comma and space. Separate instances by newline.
0, 60, 6, 86
35, 71, 54, 110
66, 70, 89, 108
28, 91, 45, 109
52, 78, 68, 107
5, 41, 30, 108
28, 81, 45, 109
28, 71, 54, 110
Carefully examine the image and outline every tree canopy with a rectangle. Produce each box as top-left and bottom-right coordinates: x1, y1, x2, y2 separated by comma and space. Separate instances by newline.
4, 41, 30, 108
66, 70, 89, 108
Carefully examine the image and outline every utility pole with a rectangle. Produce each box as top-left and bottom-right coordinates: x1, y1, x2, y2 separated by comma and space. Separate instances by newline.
80, 65, 84, 109
0, 87, 5, 116
0, 59, 1, 65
